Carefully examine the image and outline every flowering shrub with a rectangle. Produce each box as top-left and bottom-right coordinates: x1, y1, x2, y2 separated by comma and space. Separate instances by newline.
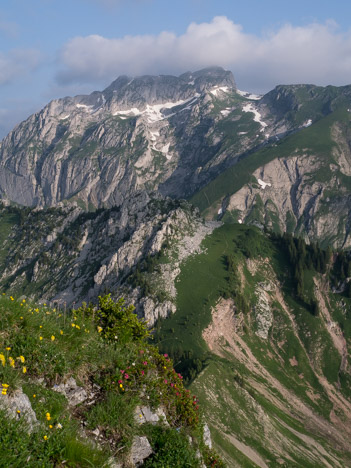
75, 294, 149, 344
203, 446, 227, 467
0, 293, 225, 467
101, 344, 201, 429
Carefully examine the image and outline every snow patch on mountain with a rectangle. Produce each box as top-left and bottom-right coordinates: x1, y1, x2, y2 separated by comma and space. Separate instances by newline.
210, 86, 230, 97
161, 143, 172, 159
220, 108, 231, 117
258, 179, 271, 189
113, 107, 141, 117
237, 89, 262, 100
149, 130, 160, 141
76, 104, 94, 111
242, 104, 267, 131
113, 96, 199, 123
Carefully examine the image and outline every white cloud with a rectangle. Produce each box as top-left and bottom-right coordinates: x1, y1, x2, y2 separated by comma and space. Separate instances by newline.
0, 49, 41, 85
56, 16, 351, 92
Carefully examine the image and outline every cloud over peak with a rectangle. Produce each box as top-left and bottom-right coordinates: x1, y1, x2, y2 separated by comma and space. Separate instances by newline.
56, 16, 351, 92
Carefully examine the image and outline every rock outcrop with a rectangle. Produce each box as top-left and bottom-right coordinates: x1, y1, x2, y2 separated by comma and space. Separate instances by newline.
0, 67, 241, 208
0, 388, 37, 431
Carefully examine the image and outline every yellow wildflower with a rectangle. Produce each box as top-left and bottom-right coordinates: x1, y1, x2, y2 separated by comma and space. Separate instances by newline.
97, 326, 102, 333
22, 299, 26, 303
5, 347, 10, 351
75, 325, 80, 330
60, 330, 63, 335
71, 323, 75, 328
2, 384, 9, 388
0, 354, 5, 366
33, 394, 36, 398
18, 356, 25, 363
9, 357, 15, 368
43, 435, 48, 441
46, 412, 51, 421
10, 296, 14, 301
51, 335, 55, 341
39, 336, 43, 341
22, 367, 27, 374
49, 424, 53, 429
16, 410, 20, 414
39, 325, 42, 328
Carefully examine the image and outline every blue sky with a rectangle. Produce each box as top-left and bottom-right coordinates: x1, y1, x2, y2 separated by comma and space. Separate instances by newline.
1, 0, 351, 138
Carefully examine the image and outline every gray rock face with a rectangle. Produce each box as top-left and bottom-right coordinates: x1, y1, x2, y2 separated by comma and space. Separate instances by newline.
135, 405, 169, 426
0, 67, 240, 208
130, 436, 153, 466
254, 283, 273, 340
203, 422, 212, 449
2, 72, 351, 253
226, 152, 351, 248
0, 193, 216, 323
0, 388, 37, 431
52, 377, 89, 406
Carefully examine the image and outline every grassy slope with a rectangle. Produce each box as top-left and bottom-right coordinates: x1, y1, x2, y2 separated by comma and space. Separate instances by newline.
157, 224, 351, 467
0, 294, 219, 467
0, 211, 19, 265
156, 224, 245, 358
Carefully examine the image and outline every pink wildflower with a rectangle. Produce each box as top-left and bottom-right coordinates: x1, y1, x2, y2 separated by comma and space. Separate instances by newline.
164, 379, 168, 384
143, 361, 148, 366
124, 374, 129, 379
141, 370, 145, 375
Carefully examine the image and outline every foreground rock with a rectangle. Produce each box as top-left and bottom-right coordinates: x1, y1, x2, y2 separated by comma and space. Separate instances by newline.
0, 388, 37, 431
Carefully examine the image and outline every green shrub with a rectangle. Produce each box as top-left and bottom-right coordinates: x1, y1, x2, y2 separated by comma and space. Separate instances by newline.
76, 294, 149, 344
143, 425, 201, 467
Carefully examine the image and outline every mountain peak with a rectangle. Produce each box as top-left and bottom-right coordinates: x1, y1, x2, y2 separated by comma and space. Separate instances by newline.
102, 67, 236, 107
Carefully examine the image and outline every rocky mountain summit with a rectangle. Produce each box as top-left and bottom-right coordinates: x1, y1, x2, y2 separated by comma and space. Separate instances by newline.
2, 67, 351, 248
0, 67, 238, 207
